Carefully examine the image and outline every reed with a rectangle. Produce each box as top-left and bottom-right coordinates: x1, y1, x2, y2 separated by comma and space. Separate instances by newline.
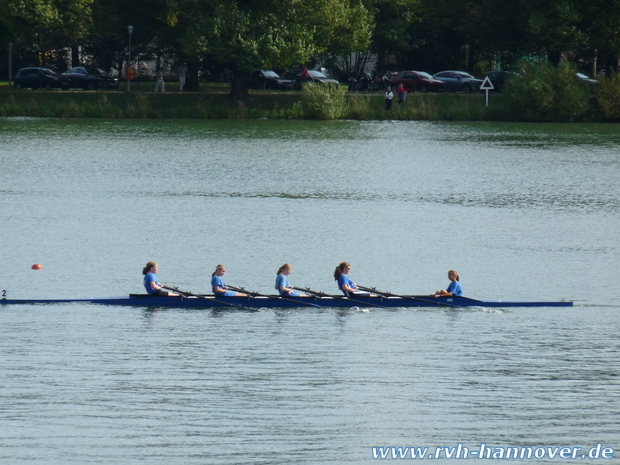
343, 93, 491, 120
347, 95, 372, 119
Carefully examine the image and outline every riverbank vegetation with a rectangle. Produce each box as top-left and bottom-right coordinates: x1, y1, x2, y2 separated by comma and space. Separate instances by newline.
0, 86, 481, 120
0, 83, 611, 122
2, 60, 619, 122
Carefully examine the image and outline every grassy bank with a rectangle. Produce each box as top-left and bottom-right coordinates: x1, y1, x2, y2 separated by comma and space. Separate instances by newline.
0, 90, 302, 119
0, 88, 507, 120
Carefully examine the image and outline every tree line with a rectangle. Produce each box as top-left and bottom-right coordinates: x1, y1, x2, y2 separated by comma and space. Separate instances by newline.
1, 0, 619, 98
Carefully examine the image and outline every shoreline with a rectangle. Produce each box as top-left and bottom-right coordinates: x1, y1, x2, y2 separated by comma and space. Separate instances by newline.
0, 88, 605, 122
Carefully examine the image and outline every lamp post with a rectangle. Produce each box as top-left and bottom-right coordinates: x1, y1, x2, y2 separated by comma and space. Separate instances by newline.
8, 41, 13, 83
127, 25, 134, 92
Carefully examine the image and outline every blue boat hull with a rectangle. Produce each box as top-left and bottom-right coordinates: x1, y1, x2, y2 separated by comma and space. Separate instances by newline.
1, 294, 573, 308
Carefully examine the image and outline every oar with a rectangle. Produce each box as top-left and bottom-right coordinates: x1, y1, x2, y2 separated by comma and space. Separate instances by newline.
357, 285, 459, 308
162, 285, 247, 309
227, 285, 322, 308
293, 286, 385, 308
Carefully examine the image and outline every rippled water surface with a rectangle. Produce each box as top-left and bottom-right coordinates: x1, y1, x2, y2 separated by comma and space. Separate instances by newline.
1, 118, 619, 464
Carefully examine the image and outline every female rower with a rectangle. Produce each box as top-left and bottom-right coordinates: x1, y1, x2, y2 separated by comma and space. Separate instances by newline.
334, 262, 375, 297
211, 264, 247, 297
432, 270, 463, 297
142, 261, 178, 296
275, 264, 308, 297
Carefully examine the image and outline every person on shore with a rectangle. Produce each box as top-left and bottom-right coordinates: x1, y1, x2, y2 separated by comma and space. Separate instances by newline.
432, 270, 463, 297
397, 83, 407, 105
211, 264, 247, 296
385, 86, 393, 110
275, 264, 308, 297
154, 69, 165, 92
334, 262, 375, 297
142, 261, 178, 296
177, 62, 189, 91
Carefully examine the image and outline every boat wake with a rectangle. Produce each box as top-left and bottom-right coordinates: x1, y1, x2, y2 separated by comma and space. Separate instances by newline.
470, 306, 504, 314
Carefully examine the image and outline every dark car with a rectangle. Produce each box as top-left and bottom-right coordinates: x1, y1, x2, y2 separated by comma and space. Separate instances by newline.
482, 71, 516, 91
62, 66, 120, 90
433, 70, 483, 93
13, 67, 69, 90
280, 69, 339, 89
247, 70, 293, 90
390, 71, 445, 92
575, 73, 598, 86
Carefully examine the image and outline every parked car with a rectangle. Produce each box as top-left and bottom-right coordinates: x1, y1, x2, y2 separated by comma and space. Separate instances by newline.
575, 73, 598, 86
247, 70, 294, 90
390, 71, 445, 92
13, 67, 69, 90
433, 70, 483, 92
280, 69, 339, 89
482, 71, 516, 91
62, 66, 120, 90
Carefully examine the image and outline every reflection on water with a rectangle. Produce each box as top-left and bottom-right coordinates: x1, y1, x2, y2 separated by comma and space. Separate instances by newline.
172, 190, 618, 212
429, 192, 620, 211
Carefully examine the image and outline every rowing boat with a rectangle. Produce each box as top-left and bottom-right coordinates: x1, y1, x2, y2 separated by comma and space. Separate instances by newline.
0, 294, 573, 308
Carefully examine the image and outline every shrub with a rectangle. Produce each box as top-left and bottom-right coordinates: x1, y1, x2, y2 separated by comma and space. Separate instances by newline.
502, 61, 589, 121
300, 83, 348, 119
596, 73, 620, 121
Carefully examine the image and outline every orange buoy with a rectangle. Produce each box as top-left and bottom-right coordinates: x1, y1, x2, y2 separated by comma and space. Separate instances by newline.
31, 264, 43, 270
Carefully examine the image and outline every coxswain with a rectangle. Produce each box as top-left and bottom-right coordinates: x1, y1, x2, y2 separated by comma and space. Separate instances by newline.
432, 270, 463, 297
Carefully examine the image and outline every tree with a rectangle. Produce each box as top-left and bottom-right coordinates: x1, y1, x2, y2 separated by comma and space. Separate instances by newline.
367, 0, 420, 73
2, 0, 93, 69
88, 0, 171, 76
579, 0, 620, 74
524, 0, 587, 64
164, 0, 373, 98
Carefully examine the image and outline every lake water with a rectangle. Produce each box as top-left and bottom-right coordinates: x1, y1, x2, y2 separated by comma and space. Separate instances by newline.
0, 118, 619, 464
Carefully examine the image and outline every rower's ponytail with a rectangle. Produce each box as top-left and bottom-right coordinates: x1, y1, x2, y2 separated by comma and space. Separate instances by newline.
212, 264, 226, 277
142, 261, 157, 275
277, 263, 291, 275
334, 262, 350, 280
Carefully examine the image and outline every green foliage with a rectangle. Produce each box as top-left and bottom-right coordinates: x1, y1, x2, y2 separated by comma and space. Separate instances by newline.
2, 0, 93, 62
501, 61, 589, 121
4, 0, 620, 96
525, 0, 587, 63
596, 73, 620, 121
344, 93, 490, 120
169, 0, 372, 71
0, 88, 611, 121
163, 0, 374, 98
300, 83, 348, 119
582, 1, 620, 72
347, 95, 372, 119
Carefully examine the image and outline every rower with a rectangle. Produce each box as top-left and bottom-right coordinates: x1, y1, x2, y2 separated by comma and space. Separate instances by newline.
275, 263, 308, 297
334, 262, 376, 297
142, 261, 178, 296
211, 265, 247, 297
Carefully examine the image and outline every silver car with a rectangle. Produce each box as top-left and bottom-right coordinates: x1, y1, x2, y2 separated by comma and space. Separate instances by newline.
433, 71, 483, 93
